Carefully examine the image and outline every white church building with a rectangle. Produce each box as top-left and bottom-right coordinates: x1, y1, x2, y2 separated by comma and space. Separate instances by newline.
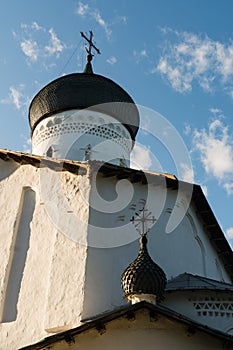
1, 34, 233, 349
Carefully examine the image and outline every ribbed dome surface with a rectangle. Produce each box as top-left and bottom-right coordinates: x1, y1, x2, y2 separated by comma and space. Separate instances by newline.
29, 72, 140, 139
121, 235, 167, 302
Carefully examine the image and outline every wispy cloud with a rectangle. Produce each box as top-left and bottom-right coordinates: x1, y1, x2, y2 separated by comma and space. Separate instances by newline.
76, 1, 89, 16
130, 144, 152, 170
155, 28, 233, 97
20, 22, 44, 31
15, 22, 66, 64
107, 56, 117, 65
209, 108, 222, 115
21, 136, 32, 153
92, 10, 112, 39
179, 162, 194, 183
226, 227, 233, 239
20, 39, 39, 62
223, 183, 233, 195
10, 87, 23, 109
44, 28, 65, 57
1, 84, 30, 112
133, 49, 148, 64
114, 16, 127, 24
192, 117, 233, 194
76, 2, 125, 40
183, 123, 191, 136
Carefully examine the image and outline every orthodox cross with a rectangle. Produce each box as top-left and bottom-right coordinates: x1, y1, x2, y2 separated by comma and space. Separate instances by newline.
80, 31, 100, 62
80, 144, 92, 160
130, 207, 156, 236
80, 144, 99, 161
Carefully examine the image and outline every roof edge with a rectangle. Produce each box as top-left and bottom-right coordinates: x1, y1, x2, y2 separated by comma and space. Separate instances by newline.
1, 149, 233, 282
19, 301, 233, 350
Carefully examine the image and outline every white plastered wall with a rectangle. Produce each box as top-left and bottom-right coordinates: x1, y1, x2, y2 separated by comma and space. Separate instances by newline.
0, 160, 91, 350
0, 160, 231, 349
82, 172, 231, 321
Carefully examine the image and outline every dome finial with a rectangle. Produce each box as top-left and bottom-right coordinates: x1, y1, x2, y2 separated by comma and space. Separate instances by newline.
81, 31, 100, 74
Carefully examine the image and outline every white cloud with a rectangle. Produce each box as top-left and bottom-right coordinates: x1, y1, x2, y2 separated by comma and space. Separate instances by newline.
115, 16, 127, 24
21, 22, 44, 31
16, 22, 66, 64
22, 136, 32, 153
183, 123, 191, 136
31, 22, 44, 31
192, 118, 233, 194
140, 50, 147, 57
157, 58, 192, 92
194, 120, 233, 179
20, 39, 39, 62
130, 144, 152, 170
133, 49, 148, 63
179, 162, 194, 183
223, 182, 233, 195
92, 10, 112, 39
156, 29, 233, 96
229, 89, 233, 99
1, 84, 30, 112
226, 227, 233, 239
216, 42, 233, 81
76, 2, 124, 40
199, 76, 214, 92
209, 108, 222, 115
107, 56, 117, 65
44, 28, 65, 57
9, 87, 22, 109
76, 2, 89, 16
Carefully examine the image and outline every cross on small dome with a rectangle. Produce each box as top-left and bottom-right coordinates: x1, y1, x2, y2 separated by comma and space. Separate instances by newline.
121, 234, 167, 304
121, 208, 167, 304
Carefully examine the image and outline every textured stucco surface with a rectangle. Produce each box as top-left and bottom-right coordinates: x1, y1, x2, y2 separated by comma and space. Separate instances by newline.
0, 160, 232, 349
0, 161, 91, 350
82, 172, 230, 321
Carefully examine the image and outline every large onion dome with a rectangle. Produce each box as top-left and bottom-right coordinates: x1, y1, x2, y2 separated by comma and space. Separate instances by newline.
28, 67, 139, 140
121, 235, 167, 303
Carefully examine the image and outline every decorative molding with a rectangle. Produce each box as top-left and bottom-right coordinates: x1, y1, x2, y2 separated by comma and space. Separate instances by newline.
193, 298, 233, 317
32, 112, 132, 154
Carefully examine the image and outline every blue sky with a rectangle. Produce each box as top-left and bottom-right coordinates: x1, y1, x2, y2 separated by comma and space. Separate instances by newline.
1, 0, 233, 244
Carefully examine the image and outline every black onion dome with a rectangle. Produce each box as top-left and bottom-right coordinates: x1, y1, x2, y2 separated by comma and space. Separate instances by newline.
28, 71, 140, 140
121, 235, 167, 302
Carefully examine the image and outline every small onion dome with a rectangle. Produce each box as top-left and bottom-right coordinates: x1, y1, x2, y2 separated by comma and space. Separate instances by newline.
28, 62, 139, 141
121, 235, 167, 303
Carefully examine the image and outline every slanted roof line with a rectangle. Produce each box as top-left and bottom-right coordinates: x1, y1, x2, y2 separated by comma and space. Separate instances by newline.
19, 302, 233, 350
166, 273, 233, 292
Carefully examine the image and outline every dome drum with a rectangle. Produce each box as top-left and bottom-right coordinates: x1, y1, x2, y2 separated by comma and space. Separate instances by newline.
31, 109, 132, 165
